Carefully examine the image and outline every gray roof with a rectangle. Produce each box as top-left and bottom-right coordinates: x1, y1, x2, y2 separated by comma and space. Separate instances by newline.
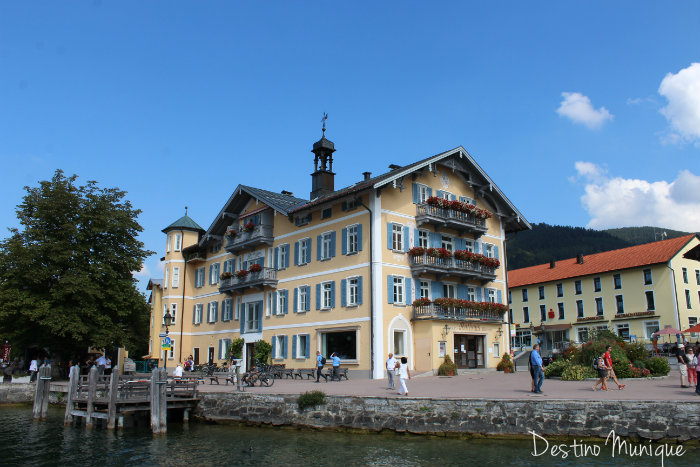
162, 214, 205, 233
240, 185, 308, 214
147, 279, 163, 290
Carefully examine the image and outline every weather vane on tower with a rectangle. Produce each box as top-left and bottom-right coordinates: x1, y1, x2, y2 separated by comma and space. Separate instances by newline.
321, 112, 328, 137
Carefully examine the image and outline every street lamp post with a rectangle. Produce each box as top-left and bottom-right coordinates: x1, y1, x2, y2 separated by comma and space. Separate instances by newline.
163, 310, 173, 373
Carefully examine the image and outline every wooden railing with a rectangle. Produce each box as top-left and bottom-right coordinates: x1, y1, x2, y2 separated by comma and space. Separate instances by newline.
219, 267, 277, 292
409, 254, 496, 278
416, 203, 487, 232
413, 304, 504, 322
224, 224, 274, 252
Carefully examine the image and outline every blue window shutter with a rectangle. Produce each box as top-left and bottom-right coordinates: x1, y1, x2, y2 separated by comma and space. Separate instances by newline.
213, 302, 218, 322
317, 235, 322, 260
430, 232, 440, 248
341, 228, 348, 255
450, 194, 457, 201
414, 229, 419, 247
218, 340, 222, 360
358, 277, 363, 305
294, 288, 298, 313
239, 307, 245, 333
271, 337, 276, 359
403, 226, 410, 252
330, 281, 336, 308
330, 231, 336, 257
405, 278, 412, 303
283, 290, 288, 314
497, 290, 503, 304
387, 223, 393, 249
294, 242, 299, 266
458, 285, 468, 300
256, 301, 263, 330
283, 336, 288, 358
494, 246, 500, 260
475, 240, 481, 254
273, 292, 277, 315
292, 335, 297, 359
305, 239, 312, 263
284, 246, 290, 268
305, 335, 310, 358
274, 247, 279, 270
436, 190, 444, 199
305, 286, 311, 311
357, 224, 363, 251
476, 288, 482, 301
387, 275, 394, 304
341, 279, 347, 307
473, 199, 477, 207
316, 284, 321, 310
192, 305, 196, 324
427, 187, 433, 197
455, 238, 466, 251
459, 196, 467, 202
432, 281, 443, 299
412, 183, 419, 203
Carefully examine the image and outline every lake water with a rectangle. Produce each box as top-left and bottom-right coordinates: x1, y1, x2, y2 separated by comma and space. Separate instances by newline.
0, 406, 697, 466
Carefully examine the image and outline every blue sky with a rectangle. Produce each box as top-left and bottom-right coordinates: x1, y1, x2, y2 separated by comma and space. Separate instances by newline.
1, 1, 698, 287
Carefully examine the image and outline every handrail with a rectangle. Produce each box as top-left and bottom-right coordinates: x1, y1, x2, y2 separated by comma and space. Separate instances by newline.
416, 203, 487, 229
413, 303, 504, 322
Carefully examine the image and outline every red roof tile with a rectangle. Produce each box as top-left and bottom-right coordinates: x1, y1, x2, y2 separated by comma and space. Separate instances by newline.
507, 234, 697, 288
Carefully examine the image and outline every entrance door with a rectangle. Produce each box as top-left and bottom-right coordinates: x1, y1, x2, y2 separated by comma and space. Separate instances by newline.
208, 347, 215, 364
453, 335, 485, 369
193, 347, 200, 365
246, 342, 256, 371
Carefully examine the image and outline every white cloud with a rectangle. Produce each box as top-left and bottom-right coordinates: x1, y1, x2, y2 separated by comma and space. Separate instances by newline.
574, 162, 700, 231
556, 92, 613, 130
133, 264, 151, 278
658, 63, 700, 144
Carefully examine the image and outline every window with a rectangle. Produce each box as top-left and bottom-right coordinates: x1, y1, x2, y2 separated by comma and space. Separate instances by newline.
688, 317, 698, 337
441, 283, 455, 299
556, 283, 563, 297
685, 290, 692, 309
574, 280, 582, 295
322, 207, 332, 219
644, 321, 660, 339
418, 230, 429, 248
345, 225, 360, 255
295, 213, 311, 226
295, 334, 310, 359
245, 302, 260, 332
172, 266, 180, 288
438, 190, 453, 200
209, 243, 221, 254
484, 243, 494, 258
696, 269, 700, 285
593, 277, 601, 292
538, 286, 545, 300
167, 338, 175, 360
321, 330, 357, 360
296, 239, 310, 266
488, 289, 496, 303
557, 302, 565, 320
169, 303, 178, 325
595, 297, 604, 316
416, 184, 431, 203
347, 277, 359, 306
441, 236, 453, 252
393, 330, 406, 356
577, 327, 589, 343
279, 244, 288, 269
298, 286, 309, 312
682, 267, 688, 284
512, 329, 531, 348
420, 280, 430, 299
193, 304, 203, 324
464, 239, 474, 252
166, 235, 171, 253
209, 263, 220, 285
522, 307, 529, 323
613, 274, 622, 290
266, 292, 272, 317
393, 277, 404, 304
576, 300, 584, 318
322, 282, 333, 309
222, 298, 233, 321
223, 259, 234, 275
273, 336, 285, 359
321, 232, 333, 260
645, 291, 655, 311
195, 267, 205, 288
164, 268, 168, 289
615, 295, 624, 314
643, 268, 652, 285
391, 224, 403, 251
540, 305, 546, 322
173, 234, 182, 252
207, 301, 218, 323
219, 339, 231, 360
522, 289, 528, 302
235, 297, 241, 320
616, 323, 630, 340
467, 287, 475, 301
277, 290, 288, 315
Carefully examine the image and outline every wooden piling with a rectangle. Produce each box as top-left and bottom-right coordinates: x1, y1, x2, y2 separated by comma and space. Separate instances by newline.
158, 368, 167, 433
32, 366, 52, 420
107, 366, 120, 429
63, 367, 78, 425
85, 366, 97, 429
150, 367, 160, 433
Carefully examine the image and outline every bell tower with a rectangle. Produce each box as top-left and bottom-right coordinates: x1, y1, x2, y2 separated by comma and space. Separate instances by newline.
310, 113, 336, 200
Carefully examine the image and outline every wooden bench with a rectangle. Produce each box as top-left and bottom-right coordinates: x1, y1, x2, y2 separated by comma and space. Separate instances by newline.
325, 367, 349, 381
208, 370, 230, 385
299, 368, 316, 380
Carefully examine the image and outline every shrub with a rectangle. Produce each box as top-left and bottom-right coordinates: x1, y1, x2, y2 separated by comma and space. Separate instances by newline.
438, 355, 458, 376
253, 340, 272, 366
297, 391, 326, 411
647, 357, 670, 376
229, 338, 244, 359
632, 359, 648, 370
496, 353, 514, 373
630, 365, 651, 378
561, 364, 590, 381
613, 360, 632, 379
625, 342, 649, 363
544, 358, 569, 378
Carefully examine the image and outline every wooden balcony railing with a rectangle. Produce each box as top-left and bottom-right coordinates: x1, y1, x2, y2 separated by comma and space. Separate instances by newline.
408, 254, 497, 281
224, 224, 274, 253
219, 267, 277, 294
412, 304, 504, 322
416, 203, 487, 235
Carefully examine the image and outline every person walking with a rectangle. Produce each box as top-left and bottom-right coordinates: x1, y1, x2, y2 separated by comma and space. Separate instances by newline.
685, 347, 696, 388
397, 356, 410, 396
530, 344, 544, 394
28, 358, 38, 383
592, 353, 609, 391
386, 353, 397, 390
315, 351, 324, 383
677, 344, 690, 387
603, 345, 625, 390
330, 352, 341, 381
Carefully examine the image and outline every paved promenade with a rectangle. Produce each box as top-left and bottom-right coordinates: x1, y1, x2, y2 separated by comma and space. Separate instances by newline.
200, 370, 700, 401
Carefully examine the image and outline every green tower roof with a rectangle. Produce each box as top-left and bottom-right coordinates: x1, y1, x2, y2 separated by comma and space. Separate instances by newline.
162, 214, 204, 233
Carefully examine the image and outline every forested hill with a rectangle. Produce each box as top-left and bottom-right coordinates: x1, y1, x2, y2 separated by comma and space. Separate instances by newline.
506, 223, 693, 270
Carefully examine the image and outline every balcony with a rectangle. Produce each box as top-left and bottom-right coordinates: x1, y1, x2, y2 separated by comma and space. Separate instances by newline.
416, 202, 487, 236
224, 224, 274, 254
218, 267, 277, 294
412, 303, 505, 323
408, 254, 497, 282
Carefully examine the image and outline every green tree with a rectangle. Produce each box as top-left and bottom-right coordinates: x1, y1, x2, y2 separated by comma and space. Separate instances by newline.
0, 170, 153, 358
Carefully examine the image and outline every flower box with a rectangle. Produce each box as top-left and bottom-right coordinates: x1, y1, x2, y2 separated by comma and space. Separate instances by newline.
220, 271, 233, 280
248, 263, 262, 273
234, 270, 249, 279
242, 222, 255, 233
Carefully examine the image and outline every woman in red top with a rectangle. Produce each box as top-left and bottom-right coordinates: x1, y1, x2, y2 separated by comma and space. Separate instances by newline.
604, 345, 625, 390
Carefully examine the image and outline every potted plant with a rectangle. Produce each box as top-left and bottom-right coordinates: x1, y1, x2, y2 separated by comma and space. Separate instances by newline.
234, 269, 249, 279
220, 271, 233, 280
412, 297, 431, 307
248, 263, 262, 273
438, 355, 458, 376
243, 221, 255, 232
496, 353, 515, 373
407, 246, 426, 257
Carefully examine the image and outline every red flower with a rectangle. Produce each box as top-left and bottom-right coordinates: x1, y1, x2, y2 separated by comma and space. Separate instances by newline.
248, 263, 262, 273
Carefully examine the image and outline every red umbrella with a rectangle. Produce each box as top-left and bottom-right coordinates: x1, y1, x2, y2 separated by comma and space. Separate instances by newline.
653, 327, 682, 336
682, 324, 700, 333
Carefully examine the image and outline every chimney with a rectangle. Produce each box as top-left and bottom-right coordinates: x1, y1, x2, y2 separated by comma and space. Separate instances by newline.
576, 253, 584, 264
549, 260, 556, 269
363, 171, 372, 181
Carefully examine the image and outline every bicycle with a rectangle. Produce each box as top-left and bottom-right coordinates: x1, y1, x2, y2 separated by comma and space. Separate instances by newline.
241, 364, 274, 387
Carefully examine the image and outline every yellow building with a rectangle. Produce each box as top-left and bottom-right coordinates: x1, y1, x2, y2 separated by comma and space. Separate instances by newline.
507, 234, 700, 355
148, 132, 530, 377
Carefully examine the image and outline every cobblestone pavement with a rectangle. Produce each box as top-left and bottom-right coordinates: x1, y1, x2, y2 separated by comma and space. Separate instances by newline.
199, 370, 700, 401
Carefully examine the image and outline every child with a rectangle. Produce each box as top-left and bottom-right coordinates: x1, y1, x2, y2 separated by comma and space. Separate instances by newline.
593, 354, 609, 391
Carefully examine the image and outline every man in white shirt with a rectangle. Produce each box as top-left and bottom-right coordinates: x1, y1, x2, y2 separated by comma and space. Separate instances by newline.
29, 359, 38, 382
96, 354, 107, 375
173, 363, 183, 378
386, 353, 397, 390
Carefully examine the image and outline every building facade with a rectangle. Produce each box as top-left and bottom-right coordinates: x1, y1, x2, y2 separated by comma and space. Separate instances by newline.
148, 134, 529, 377
507, 235, 700, 355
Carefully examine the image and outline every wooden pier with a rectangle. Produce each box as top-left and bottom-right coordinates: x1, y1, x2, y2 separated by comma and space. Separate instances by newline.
59, 366, 199, 433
